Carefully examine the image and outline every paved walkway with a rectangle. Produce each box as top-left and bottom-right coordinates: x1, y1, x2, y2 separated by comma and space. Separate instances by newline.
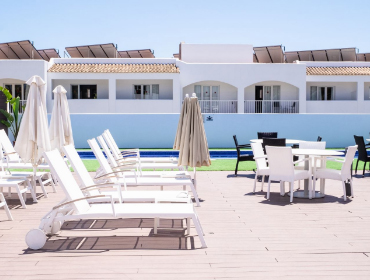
0, 171, 369, 279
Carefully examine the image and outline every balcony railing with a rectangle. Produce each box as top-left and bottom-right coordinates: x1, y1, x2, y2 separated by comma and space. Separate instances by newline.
198, 100, 237, 114
244, 100, 299, 114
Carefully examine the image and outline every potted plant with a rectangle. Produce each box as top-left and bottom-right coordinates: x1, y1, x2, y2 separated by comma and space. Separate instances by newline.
0, 86, 25, 143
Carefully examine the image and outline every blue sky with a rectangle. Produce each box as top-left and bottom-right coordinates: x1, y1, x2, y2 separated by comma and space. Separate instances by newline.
1, 0, 369, 58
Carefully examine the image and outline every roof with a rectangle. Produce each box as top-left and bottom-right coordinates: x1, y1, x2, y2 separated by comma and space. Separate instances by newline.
48, 63, 180, 73
286, 48, 357, 63
118, 49, 154, 58
306, 66, 370, 75
65, 43, 118, 58
0, 40, 43, 60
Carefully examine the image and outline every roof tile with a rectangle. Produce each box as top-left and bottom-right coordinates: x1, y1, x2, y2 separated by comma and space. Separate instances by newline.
48, 63, 180, 73
306, 66, 370, 75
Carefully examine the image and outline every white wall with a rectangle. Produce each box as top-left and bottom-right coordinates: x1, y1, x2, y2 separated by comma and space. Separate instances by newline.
51, 79, 109, 99
114, 100, 174, 113
116, 79, 173, 99
180, 44, 253, 63
244, 81, 299, 100
183, 81, 237, 100
306, 101, 358, 113
67, 100, 110, 113
0, 60, 47, 82
306, 82, 357, 100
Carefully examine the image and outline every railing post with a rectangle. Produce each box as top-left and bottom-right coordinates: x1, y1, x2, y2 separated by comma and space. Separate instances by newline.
237, 87, 244, 113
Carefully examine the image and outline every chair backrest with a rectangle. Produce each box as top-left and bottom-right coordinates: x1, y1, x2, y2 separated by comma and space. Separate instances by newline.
262, 138, 286, 154
62, 145, 100, 196
233, 135, 241, 157
97, 135, 118, 168
44, 149, 90, 214
342, 145, 357, 178
88, 138, 115, 176
266, 146, 294, 179
251, 143, 267, 170
354, 135, 367, 161
0, 129, 19, 161
102, 131, 121, 160
104, 130, 120, 155
299, 141, 326, 150
257, 132, 278, 139
317, 136, 322, 142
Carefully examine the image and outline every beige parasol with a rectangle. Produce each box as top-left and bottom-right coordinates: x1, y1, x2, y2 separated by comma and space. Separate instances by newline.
49, 85, 74, 153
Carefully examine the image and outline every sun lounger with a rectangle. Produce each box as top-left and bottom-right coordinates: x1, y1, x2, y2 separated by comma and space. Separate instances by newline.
104, 129, 178, 163
62, 144, 191, 204
25, 149, 207, 250
88, 138, 201, 206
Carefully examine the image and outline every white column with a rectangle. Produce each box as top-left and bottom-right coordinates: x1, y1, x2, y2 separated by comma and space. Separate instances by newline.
172, 75, 181, 113
108, 78, 116, 113
357, 81, 364, 113
298, 82, 306, 113
237, 86, 244, 113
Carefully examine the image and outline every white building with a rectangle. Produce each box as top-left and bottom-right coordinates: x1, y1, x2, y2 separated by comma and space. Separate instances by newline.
1, 41, 370, 115
1, 41, 370, 148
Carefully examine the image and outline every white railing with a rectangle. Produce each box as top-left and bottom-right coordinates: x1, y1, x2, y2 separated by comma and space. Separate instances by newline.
198, 100, 237, 114
244, 100, 299, 114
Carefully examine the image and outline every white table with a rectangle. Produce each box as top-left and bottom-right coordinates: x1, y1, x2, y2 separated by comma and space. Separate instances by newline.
292, 149, 344, 199
366, 139, 370, 142
250, 139, 301, 145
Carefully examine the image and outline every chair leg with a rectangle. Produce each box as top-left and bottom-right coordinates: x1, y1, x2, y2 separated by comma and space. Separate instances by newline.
279, 181, 284, 196
261, 175, 265, 192
15, 186, 27, 209
342, 181, 347, 201
355, 160, 359, 174
191, 214, 207, 248
253, 172, 258, 193
290, 181, 294, 203
235, 160, 239, 175
187, 218, 191, 235
49, 173, 57, 193
362, 162, 366, 177
308, 175, 312, 199
154, 217, 158, 234
267, 178, 271, 199
0, 193, 13, 221
350, 178, 354, 198
38, 177, 48, 198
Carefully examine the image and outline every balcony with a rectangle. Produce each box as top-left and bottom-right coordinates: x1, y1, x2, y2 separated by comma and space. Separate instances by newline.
199, 100, 237, 114
244, 100, 299, 114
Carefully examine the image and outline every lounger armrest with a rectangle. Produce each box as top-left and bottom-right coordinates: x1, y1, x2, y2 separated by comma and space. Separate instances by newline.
120, 149, 139, 154
116, 158, 138, 163
114, 160, 138, 166
3, 152, 18, 156
95, 170, 129, 180
52, 195, 106, 210
81, 182, 117, 191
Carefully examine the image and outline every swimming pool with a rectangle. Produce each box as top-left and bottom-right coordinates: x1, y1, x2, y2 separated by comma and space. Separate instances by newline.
77, 150, 349, 160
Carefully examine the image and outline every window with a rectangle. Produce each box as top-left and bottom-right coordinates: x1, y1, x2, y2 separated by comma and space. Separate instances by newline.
193, 85, 220, 101
133, 85, 159, 99
69, 85, 97, 99
310, 86, 335, 100
80, 85, 97, 99
2, 83, 29, 113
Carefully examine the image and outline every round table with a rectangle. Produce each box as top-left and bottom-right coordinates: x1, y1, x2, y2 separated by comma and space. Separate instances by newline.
250, 139, 301, 145
366, 139, 370, 142
292, 149, 344, 199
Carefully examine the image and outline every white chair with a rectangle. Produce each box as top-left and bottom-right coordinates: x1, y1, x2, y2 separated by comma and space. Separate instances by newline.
313, 145, 357, 201
266, 146, 312, 203
62, 144, 191, 204
251, 143, 269, 193
25, 149, 207, 250
88, 138, 202, 206
0, 192, 13, 221
0, 143, 56, 197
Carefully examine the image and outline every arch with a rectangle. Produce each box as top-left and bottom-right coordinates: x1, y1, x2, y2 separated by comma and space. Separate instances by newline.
182, 80, 238, 100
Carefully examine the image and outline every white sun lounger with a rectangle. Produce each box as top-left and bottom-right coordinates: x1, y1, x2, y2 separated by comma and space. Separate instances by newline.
97, 135, 189, 178
25, 149, 207, 250
88, 138, 201, 206
102, 131, 182, 171
62, 144, 191, 204
104, 129, 178, 163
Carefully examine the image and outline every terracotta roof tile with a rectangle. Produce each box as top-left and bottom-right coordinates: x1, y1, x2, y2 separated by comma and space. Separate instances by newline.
306, 66, 370, 75
48, 63, 180, 73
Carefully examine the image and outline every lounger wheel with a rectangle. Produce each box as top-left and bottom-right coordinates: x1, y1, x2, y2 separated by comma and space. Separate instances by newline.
51, 221, 62, 235
25, 229, 46, 250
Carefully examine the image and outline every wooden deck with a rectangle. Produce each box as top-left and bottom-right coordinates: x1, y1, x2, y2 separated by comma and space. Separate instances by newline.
0, 171, 369, 279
